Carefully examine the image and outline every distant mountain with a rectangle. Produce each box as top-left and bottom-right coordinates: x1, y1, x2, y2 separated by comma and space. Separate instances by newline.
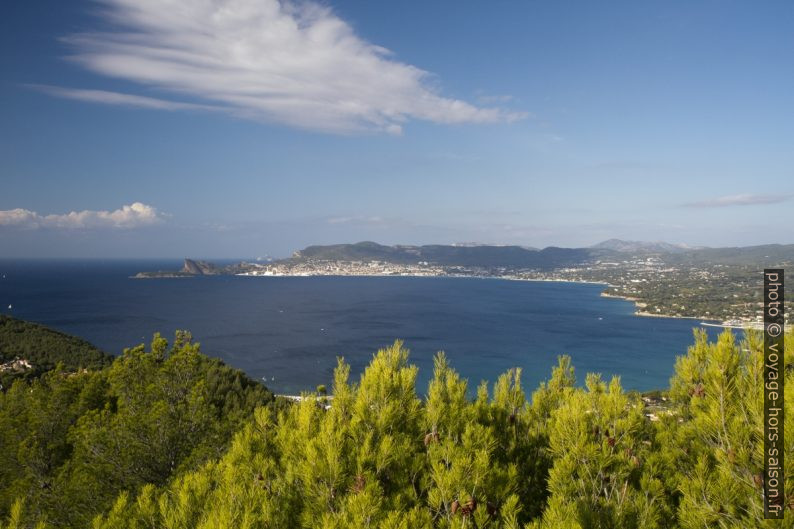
293, 241, 602, 270
591, 239, 704, 253
452, 242, 539, 251
291, 240, 794, 268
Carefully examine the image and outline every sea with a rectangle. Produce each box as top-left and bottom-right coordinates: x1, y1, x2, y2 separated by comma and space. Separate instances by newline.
0, 259, 728, 395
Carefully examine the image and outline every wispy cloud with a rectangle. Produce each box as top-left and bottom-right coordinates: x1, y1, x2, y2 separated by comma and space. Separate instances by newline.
325, 216, 387, 225
50, 0, 525, 134
30, 85, 221, 113
0, 202, 165, 229
682, 194, 792, 208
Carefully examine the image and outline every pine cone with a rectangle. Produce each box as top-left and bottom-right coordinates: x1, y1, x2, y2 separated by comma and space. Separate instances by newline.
352, 474, 366, 493
424, 431, 440, 446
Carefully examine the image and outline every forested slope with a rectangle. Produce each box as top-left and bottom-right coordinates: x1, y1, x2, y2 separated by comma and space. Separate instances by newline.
0, 315, 113, 388
0, 331, 277, 528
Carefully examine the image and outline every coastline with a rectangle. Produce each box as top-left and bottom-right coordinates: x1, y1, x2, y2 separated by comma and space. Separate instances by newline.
699, 321, 765, 330
239, 271, 744, 324
599, 291, 727, 324
139, 267, 756, 327
237, 270, 611, 288
635, 311, 713, 322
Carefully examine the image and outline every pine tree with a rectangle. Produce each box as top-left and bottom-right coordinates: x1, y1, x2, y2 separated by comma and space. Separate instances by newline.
10, 330, 794, 528
662, 329, 794, 528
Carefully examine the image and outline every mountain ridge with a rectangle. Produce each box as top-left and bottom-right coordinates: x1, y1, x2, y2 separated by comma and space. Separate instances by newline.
136, 240, 794, 278
590, 238, 705, 253
293, 241, 603, 269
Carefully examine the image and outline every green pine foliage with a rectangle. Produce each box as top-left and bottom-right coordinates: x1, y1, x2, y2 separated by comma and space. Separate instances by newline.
0, 331, 275, 528
660, 329, 794, 528
1, 327, 792, 528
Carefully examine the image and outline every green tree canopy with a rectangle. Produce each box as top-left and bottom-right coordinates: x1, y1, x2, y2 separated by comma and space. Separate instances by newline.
2, 328, 792, 528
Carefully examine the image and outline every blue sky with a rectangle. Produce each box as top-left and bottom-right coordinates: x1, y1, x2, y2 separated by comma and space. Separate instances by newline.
1, 0, 792, 258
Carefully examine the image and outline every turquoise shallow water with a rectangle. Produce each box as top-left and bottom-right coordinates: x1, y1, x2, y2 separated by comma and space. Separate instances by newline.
0, 260, 726, 394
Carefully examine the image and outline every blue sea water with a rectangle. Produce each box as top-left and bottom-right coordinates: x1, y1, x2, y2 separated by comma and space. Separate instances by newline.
0, 259, 726, 395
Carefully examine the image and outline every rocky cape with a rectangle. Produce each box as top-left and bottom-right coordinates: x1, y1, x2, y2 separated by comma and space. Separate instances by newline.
133, 259, 243, 278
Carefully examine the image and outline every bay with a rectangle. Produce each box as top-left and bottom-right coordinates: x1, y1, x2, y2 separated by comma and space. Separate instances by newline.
0, 259, 725, 394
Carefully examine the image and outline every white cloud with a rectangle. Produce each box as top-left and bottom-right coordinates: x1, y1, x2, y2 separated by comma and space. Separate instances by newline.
0, 202, 164, 229
50, 0, 525, 134
682, 194, 792, 208
30, 85, 221, 113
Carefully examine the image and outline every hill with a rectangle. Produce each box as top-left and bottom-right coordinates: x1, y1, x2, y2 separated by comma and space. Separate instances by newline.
0, 329, 278, 527
294, 240, 794, 268
668, 243, 794, 266
294, 241, 606, 269
590, 238, 702, 253
0, 315, 113, 387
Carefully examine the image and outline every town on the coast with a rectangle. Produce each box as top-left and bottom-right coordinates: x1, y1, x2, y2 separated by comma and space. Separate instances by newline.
137, 240, 793, 328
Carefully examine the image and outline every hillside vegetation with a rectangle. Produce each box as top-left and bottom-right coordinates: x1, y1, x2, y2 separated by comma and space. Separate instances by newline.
0, 325, 791, 528
293, 241, 598, 269
0, 316, 113, 388
0, 331, 277, 528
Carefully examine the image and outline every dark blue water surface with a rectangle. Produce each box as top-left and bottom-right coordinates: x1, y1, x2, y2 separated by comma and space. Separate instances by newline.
0, 260, 724, 394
